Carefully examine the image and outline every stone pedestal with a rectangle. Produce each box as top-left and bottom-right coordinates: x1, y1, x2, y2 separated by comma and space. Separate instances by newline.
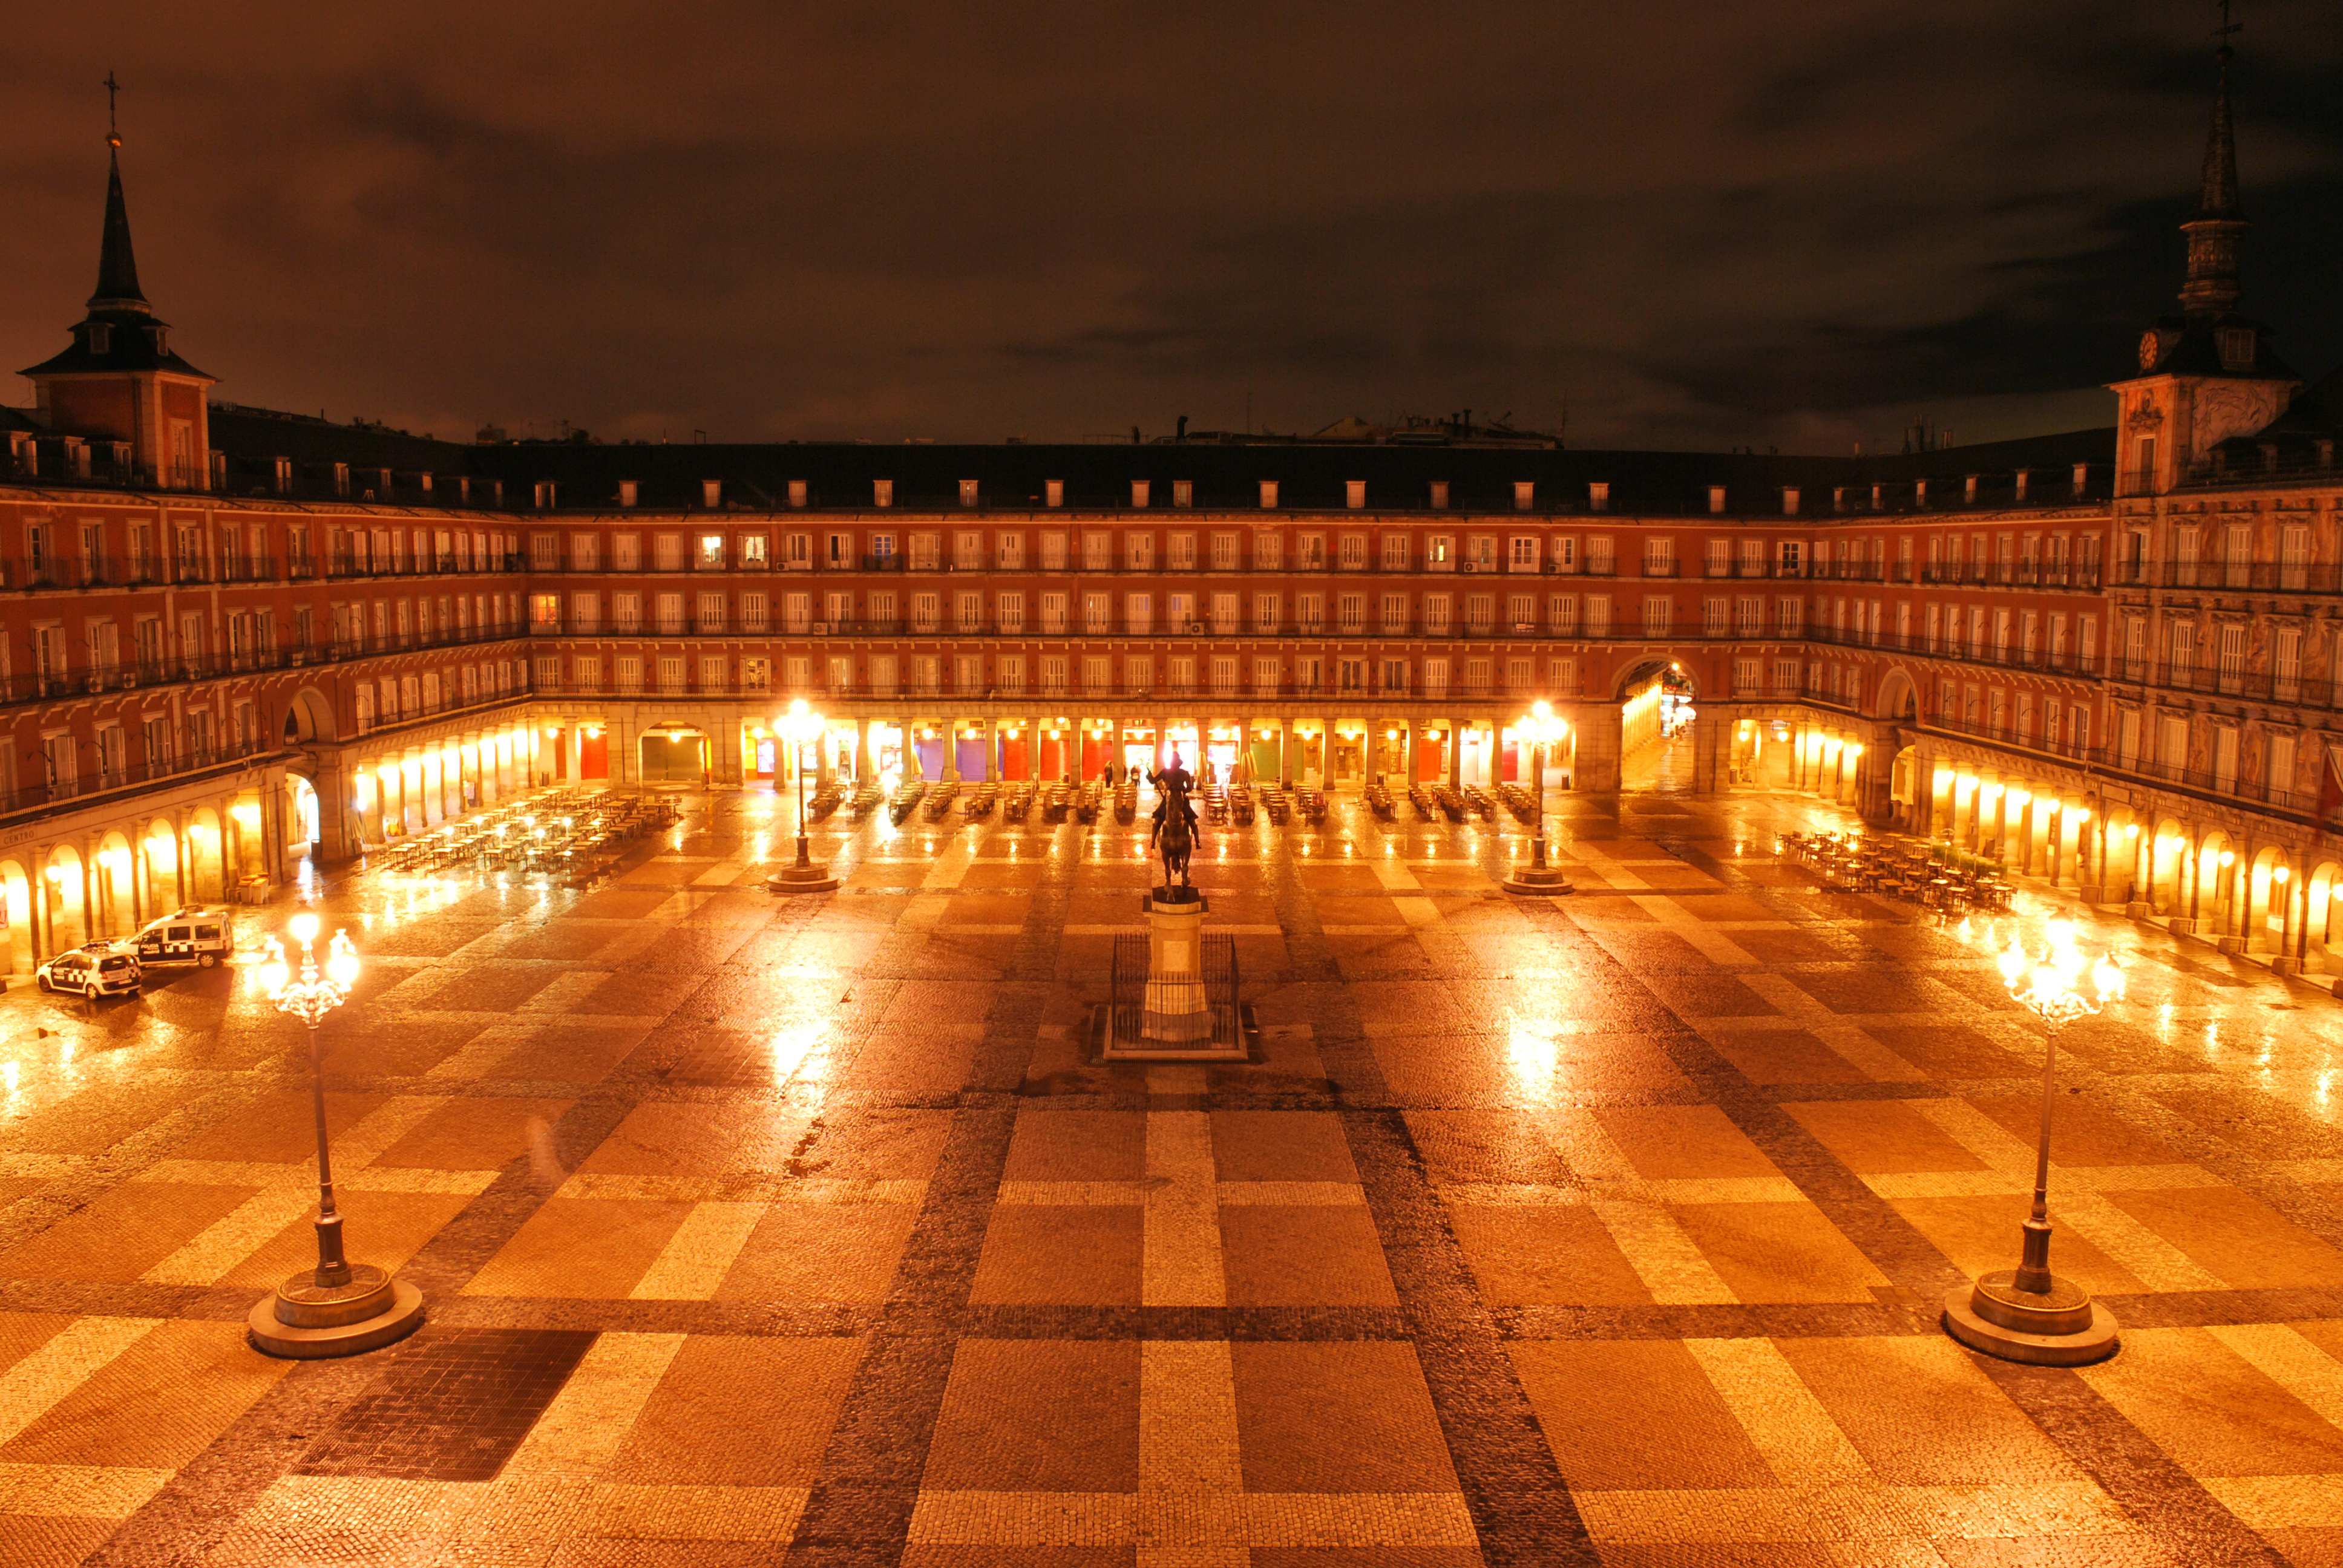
1142, 889, 1213, 1044
248, 1264, 425, 1359
1099, 886, 1248, 1063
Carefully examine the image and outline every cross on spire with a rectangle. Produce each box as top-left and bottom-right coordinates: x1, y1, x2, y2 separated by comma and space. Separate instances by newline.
2214, 0, 2243, 46
103, 71, 121, 148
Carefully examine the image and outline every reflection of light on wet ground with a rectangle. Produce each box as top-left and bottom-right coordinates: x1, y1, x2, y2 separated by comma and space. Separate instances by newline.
770, 1022, 832, 1089
2, 1061, 16, 1093
1505, 1011, 1561, 1106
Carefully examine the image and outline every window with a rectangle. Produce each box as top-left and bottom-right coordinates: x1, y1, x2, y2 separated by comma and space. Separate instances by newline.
1509, 536, 1540, 571
1381, 534, 1409, 570
1040, 532, 1067, 570
1169, 532, 1196, 569
1241, 532, 1270, 570
998, 531, 1024, 569
742, 534, 769, 567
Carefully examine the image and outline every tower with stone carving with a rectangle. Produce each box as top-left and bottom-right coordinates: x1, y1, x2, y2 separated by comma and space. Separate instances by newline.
2106, 33, 2301, 497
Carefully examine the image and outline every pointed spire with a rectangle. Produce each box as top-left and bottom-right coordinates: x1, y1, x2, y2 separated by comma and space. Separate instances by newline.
2179, 16, 2247, 314
89, 149, 149, 312
2196, 45, 2242, 220
88, 71, 149, 315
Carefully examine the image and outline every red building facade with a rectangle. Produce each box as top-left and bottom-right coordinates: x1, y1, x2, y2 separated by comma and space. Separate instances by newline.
2, 67, 2341, 981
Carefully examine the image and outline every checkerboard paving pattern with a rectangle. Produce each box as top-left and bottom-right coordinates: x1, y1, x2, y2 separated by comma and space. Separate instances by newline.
13, 783, 2343, 1563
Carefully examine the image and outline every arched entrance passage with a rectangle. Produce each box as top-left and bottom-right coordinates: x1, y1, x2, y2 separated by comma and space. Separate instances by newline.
1616, 658, 1696, 792
287, 776, 320, 854
95, 832, 134, 938
1888, 745, 1919, 830
146, 818, 185, 913
188, 807, 225, 901
2307, 859, 2343, 973
0, 860, 31, 975
283, 686, 338, 747
1872, 668, 1919, 725
2249, 847, 2287, 955
2149, 818, 2188, 915
43, 846, 87, 952
640, 726, 709, 785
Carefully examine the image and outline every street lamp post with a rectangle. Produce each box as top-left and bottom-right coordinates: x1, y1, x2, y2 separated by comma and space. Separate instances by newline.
247, 915, 425, 1357
1942, 917, 2126, 1365
1503, 701, 1575, 896
768, 697, 839, 894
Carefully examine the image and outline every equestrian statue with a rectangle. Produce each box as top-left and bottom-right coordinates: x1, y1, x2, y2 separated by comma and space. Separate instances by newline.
1149, 752, 1202, 890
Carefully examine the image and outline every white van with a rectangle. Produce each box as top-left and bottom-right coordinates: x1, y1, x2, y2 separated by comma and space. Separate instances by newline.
133, 906, 236, 968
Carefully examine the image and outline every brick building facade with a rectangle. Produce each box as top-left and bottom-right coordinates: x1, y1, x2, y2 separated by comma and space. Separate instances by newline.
1, 59, 2339, 982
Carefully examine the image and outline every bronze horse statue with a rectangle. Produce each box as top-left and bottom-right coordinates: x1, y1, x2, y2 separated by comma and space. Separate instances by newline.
1150, 762, 1200, 890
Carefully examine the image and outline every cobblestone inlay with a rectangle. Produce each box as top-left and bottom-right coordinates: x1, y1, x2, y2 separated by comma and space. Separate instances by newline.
290, 1327, 598, 1481
16, 782, 2343, 1564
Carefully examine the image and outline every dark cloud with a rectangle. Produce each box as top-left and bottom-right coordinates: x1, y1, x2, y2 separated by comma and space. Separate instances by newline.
2, 1, 2336, 451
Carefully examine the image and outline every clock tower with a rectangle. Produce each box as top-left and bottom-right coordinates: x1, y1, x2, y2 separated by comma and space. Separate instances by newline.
19, 110, 217, 490
2106, 38, 2299, 497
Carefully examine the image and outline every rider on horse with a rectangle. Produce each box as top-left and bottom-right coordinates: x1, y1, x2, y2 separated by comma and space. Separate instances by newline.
1149, 751, 1202, 887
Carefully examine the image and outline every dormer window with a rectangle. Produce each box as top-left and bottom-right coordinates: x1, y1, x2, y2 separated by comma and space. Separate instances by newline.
87, 323, 111, 355
2217, 325, 2256, 371
148, 325, 167, 354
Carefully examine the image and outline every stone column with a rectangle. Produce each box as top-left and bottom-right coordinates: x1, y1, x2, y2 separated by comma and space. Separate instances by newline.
81, 841, 102, 941
856, 718, 871, 785
1279, 717, 1295, 786
30, 851, 50, 964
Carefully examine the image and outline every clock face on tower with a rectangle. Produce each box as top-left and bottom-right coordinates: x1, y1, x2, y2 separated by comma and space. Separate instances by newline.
2138, 330, 2163, 371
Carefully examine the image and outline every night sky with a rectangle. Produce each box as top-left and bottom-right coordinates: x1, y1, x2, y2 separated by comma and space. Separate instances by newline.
4, 3, 2338, 454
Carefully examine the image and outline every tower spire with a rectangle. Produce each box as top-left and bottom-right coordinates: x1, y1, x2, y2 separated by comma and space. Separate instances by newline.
89, 70, 148, 315
2178, 6, 2247, 315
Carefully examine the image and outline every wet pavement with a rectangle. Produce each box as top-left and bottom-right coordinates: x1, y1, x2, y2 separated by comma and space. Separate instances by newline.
5, 782, 2343, 1564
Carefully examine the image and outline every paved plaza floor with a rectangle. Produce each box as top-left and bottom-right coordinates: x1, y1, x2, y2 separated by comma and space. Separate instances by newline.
6, 781, 2343, 1565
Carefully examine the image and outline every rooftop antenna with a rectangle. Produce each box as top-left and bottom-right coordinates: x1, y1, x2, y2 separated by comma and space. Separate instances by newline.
104, 70, 122, 147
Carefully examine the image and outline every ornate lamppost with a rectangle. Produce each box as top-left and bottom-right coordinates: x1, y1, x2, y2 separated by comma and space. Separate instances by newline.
1503, 701, 1575, 896
768, 697, 839, 893
247, 915, 425, 1357
1942, 917, 2125, 1365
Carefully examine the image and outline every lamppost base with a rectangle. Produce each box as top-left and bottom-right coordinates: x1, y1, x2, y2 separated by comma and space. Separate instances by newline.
766, 863, 839, 895
1942, 1272, 2118, 1367
248, 1264, 425, 1359
1502, 865, 1576, 897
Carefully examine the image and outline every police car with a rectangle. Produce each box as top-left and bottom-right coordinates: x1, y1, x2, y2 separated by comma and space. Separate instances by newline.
131, 906, 236, 968
36, 944, 143, 998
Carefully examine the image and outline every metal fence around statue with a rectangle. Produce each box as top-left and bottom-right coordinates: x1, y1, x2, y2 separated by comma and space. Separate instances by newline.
1110, 932, 1240, 1050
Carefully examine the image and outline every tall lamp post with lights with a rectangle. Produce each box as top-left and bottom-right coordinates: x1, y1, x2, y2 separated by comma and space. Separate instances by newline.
247, 915, 425, 1357
1942, 917, 2126, 1365
1502, 701, 1575, 896
768, 698, 839, 894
